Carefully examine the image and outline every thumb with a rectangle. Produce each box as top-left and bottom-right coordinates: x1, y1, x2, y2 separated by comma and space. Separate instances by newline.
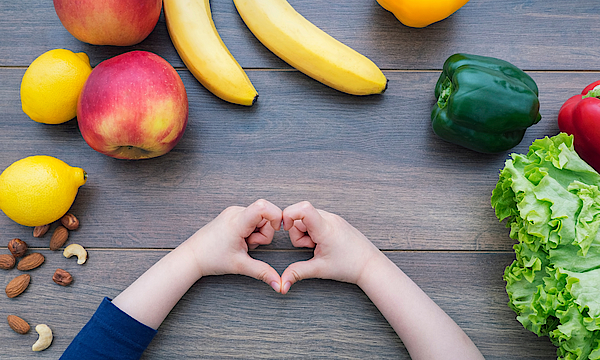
280, 258, 323, 295
237, 256, 282, 293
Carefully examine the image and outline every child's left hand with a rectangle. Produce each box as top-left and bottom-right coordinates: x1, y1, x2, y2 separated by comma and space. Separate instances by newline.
180, 199, 283, 292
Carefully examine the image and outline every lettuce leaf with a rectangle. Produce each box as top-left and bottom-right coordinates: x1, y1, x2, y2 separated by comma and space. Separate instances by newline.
492, 133, 600, 359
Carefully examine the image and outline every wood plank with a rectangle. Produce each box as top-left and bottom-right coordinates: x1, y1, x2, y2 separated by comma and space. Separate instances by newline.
0, 250, 557, 359
1, 68, 598, 250
1, 0, 599, 70
1, 1, 597, 359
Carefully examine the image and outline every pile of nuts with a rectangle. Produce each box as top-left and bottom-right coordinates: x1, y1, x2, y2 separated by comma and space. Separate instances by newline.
2, 213, 88, 352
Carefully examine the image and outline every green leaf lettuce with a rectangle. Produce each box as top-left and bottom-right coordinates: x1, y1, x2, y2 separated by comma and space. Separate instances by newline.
491, 133, 600, 359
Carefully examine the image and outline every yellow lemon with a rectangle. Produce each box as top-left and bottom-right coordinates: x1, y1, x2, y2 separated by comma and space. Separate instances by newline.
20, 49, 93, 124
0, 156, 87, 227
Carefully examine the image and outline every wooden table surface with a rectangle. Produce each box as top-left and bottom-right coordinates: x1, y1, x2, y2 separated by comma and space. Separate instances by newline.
2, 0, 600, 358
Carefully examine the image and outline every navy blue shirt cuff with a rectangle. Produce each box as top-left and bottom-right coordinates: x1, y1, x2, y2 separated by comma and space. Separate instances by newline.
60, 297, 158, 360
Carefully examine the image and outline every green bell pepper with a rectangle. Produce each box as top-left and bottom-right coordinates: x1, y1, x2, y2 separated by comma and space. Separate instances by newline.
431, 53, 542, 153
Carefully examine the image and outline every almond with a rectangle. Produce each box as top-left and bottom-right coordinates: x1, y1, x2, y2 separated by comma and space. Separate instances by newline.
16, 253, 45, 271
0, 254, 16, 270
5, 274, 30, 298
7, 315, 30, 334
8, 238, 28, 258
33, 224, 50, 238
60, 213, 79, 230
52, 268, 73, 286
49, 226, 69, 251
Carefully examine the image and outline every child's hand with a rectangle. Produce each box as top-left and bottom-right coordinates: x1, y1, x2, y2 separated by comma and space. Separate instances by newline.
280, 201, 382, 294
182, 199, 283, 292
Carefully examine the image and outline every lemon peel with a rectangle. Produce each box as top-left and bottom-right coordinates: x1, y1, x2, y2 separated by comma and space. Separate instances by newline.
0, 156, 87, 227
20, 49, 92, 124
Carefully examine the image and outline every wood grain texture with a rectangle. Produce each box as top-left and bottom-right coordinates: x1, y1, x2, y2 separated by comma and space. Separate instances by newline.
1, 0, 599, 69
0, 69, 598, 250
0, 250, 557, 359
1, 1, 599, 359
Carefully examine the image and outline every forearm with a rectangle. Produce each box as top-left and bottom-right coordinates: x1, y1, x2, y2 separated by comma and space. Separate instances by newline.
357, 253, 484, 360
112, 241, 202, 330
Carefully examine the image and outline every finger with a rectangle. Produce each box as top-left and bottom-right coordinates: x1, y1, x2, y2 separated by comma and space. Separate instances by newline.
294, 219, 307, 233
282, 201, 324, 234
280, 258, 323, 295
240, 199, 283, 236
287, 224, 315, 248
255, 218, 269, 229
237, 256, 282, 293
247, 222, 276, 247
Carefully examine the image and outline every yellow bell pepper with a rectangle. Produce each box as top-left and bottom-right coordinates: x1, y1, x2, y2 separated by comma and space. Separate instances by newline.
376, 0, 470, 28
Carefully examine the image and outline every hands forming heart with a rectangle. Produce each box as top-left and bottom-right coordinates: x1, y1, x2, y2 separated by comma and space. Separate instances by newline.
185, 199, 383, 294
101, 199, 485, 360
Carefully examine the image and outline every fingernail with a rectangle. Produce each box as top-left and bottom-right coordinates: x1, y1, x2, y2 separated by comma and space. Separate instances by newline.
270, 281, 281, 293
282, 281, 291, 294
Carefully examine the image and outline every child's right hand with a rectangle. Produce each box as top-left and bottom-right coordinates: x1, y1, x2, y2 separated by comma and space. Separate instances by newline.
280, 201, 383, 294
281, 202, 486, 359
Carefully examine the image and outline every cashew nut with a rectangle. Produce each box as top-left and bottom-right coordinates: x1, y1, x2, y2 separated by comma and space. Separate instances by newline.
32, 324, 52, 351
63, 243, 88, 265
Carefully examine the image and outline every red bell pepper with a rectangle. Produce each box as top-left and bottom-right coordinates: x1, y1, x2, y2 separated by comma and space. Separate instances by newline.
558, 80, 600, 172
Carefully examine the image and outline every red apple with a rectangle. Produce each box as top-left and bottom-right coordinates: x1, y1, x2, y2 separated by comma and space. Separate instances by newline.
53, 0, 162, 46
77, 51, 188, 160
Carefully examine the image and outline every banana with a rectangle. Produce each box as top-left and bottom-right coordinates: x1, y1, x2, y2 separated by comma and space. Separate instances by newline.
233, 0, 387, 96
164, 0, 258, 106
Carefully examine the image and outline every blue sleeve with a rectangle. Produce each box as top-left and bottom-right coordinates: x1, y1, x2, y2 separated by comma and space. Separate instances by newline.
60, 297, 158, 360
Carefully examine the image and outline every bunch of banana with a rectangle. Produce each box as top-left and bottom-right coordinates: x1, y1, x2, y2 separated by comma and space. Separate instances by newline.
233, 0, 388, 96
163, 0, 258, 106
